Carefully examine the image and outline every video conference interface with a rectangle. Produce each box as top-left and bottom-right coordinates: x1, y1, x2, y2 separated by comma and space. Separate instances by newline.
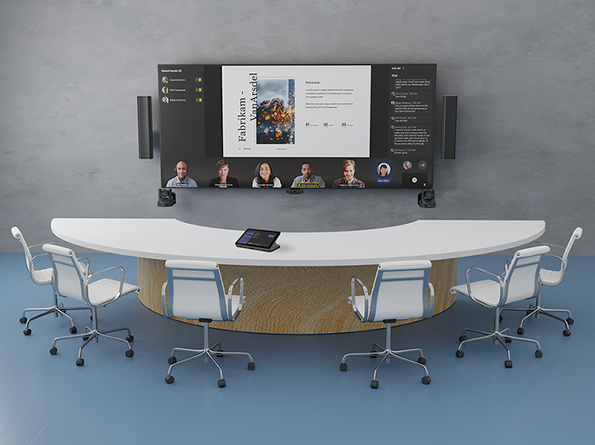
159, 64, 436, 189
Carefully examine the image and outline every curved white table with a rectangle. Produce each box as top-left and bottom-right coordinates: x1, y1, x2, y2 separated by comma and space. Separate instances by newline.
51, 218, 545, 334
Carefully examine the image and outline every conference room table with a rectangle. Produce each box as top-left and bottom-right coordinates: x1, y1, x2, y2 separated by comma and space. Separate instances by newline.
51, 218, 545, 334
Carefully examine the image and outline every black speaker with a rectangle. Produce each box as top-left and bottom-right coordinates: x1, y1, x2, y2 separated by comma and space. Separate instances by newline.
158, 188, 176, 207
441, 95, 457, 160
418, 189, 436, 208
137, 96, 153, 159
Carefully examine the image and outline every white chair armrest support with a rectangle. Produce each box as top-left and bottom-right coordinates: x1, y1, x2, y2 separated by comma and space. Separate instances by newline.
427, 282, 435, 318
349, 276, 369, 322
88, 265, 125, 299
543, 253, 566, 272
465, 266, 504, 306
29, 252, 49, 268
227, 275, 245, 321
161, 281, 171, 318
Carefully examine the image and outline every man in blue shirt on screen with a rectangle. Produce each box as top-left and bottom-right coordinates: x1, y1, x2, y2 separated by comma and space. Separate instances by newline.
166, 160, 198, 187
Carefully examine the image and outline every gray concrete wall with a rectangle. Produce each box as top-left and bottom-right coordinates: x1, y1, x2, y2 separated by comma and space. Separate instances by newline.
1, 0, 593, 253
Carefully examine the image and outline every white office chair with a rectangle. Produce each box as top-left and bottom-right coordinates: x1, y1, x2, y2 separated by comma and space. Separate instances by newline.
11, 226, 92, 335
162, 260, 255, 388
339, 260, 434, 389
451, 246, 549, 368
502, 227, 582, 337
42, 244, 140, 366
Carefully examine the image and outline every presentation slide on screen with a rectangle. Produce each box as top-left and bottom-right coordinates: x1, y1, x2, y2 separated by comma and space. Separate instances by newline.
221, 65, 371, 158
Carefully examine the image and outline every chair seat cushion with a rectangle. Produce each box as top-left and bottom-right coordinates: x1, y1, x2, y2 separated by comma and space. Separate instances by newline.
88, 278, 139, 306
31, 267, 53, 286
540, 268, 563, 286
452, 279, 502, 307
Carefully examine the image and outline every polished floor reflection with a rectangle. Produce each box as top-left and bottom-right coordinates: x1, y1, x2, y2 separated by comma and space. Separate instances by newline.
0, 252, 593, 445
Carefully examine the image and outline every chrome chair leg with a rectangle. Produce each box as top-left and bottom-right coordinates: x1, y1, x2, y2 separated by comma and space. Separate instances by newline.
164, 322, 255, 387
340, 323, 430, 388
456, 326, 543, 368
20, 299, 92, 335
48, 317, 134, 366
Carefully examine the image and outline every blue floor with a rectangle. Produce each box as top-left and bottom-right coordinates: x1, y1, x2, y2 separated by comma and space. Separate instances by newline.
0, 252, 593, 445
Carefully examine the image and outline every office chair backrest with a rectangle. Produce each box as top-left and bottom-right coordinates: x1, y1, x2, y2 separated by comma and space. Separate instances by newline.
561, 227, 583, 270
42, 244, 88, 304
369, 260, 432, 322
503, 245, 549, 304
12, 226, 53, 286
164, 260, 227, 321
11, 227, 33, 272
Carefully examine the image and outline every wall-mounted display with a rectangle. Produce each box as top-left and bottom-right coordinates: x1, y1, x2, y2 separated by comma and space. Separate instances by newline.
158, 64, 436, 189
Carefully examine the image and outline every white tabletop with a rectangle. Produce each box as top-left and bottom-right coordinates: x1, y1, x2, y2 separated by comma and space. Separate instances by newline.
51, 218, 546, 266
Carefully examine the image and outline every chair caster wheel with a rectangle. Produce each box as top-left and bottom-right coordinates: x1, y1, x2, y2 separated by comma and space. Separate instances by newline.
49, 347, 57, 355
459, 335, 467, 342
456, 350, 464, 358
505, 337, 512, 343
517, 327, 525, 335
422, 376, 431, 385
369, 350, 377, 358
20, 317, 27, 324
23, 328, 31, 336
417, 357, 427, 365
370, 380, 379, 389
126, 335, 134, 342
339, 363, 347, 372
505, 360, 513, 368
247, 362, 255, 371
563, 329, 571, 336
168, 356, 177, 365
535, 350, 543, 358
499, 315, 503, 322
216, 349, 224, 358
76, 358, 84, 366
218, 379, 226, 388
69, 326, 77, 334
82, 337, 89, 341
165, 375, 174, 384
125, 349, 134, 358
567, 317, 574, 325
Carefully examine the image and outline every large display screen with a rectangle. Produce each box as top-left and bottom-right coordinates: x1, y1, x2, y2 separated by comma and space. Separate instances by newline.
158, 64, 436, 189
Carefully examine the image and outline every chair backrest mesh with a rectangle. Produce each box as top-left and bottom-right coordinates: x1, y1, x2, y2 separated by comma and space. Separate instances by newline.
368, 261, 431, 322
165, 260, 227, 321
503, 246, 549, 304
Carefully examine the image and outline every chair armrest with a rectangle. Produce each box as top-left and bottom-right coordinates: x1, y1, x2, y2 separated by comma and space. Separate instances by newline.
87, 265, 125, 298
349, 276, 369, 322
427, 282, 435, 318
465, 266, 504, 306
161, 281, 171, 318
227, 275, 245, 321
29, 252, 49, 270
543, 253, 566, 272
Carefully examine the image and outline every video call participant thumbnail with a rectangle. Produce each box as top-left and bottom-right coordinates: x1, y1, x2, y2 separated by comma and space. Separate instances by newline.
209, 160, 240, 188
290, 162, 325, 188
252, 161, 282, 188
166, 160, 198, 187
332, 159, 365, 188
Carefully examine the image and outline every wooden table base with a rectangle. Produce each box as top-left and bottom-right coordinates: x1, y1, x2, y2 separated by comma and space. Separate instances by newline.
137, 258, 457, 335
